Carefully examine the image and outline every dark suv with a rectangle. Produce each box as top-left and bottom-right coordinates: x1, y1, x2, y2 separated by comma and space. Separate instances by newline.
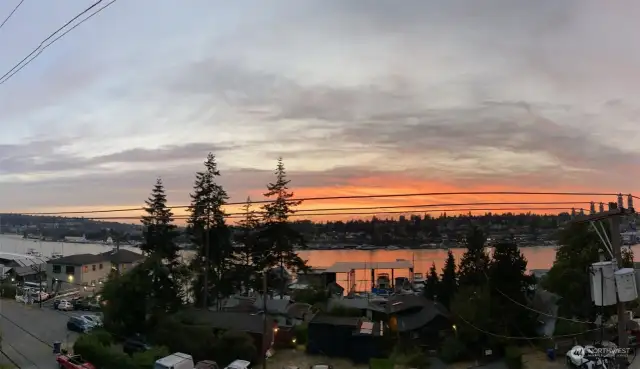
123, 337, 150, 356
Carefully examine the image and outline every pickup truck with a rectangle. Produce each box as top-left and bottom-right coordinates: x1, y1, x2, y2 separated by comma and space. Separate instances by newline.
56, 354, 96, 369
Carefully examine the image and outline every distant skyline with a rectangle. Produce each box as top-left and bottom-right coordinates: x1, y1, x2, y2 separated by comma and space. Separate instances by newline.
0, 0, 638, 221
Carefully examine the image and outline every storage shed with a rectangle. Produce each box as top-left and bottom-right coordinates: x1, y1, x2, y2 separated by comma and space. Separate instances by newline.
307, 315, 361, 358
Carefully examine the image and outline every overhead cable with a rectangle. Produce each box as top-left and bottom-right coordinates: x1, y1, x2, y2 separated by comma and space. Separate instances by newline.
0, 0, 116, 86
15, 192, 626, 216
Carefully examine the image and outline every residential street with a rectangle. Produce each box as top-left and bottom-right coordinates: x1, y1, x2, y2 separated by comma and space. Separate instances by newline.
0, 299, 80, 369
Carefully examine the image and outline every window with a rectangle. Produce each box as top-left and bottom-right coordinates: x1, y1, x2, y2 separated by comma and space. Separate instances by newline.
83, 265, 88, 273
52, 265, 61, 273
99, 263, 103, 270
65, 266, 75, 274
92, 265, 96, 271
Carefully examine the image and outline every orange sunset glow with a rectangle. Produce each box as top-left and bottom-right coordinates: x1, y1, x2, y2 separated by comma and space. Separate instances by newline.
18, 174, 636, 224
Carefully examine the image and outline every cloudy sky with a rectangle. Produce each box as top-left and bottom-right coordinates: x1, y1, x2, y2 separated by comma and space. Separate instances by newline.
0, 0, 638, 221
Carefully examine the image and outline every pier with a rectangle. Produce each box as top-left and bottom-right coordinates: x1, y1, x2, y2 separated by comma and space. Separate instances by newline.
324, 259, 414, 293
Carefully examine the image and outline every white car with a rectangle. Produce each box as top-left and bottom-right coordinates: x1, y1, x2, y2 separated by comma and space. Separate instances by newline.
57, 300, 73, 311
80, 315, 102, 327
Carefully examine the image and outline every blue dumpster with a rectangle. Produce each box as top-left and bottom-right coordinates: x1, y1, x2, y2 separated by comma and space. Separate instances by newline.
53, 341, 62, 354
546, 348, 556, 361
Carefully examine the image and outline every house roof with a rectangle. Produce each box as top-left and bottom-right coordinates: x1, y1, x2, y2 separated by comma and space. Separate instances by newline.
309, 314, 362, 327
328, 297, 386, 313
388, 296, 450, 332
11, 265, 45, 277
100, 249, 143, 264
48, 249, 143, 266
181, 309, 270, 334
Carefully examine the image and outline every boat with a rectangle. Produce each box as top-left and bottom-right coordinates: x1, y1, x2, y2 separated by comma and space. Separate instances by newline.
386, 246, 400, 250
412, 272, 425, 290
375, 273, 392, 290
50, 252, 63, 259
26, 248, 42, 257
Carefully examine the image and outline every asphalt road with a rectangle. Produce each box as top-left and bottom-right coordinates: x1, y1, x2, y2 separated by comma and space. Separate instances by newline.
0, 299, 81, 369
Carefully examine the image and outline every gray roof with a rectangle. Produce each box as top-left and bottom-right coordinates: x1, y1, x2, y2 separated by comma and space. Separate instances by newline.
11, 265, 45, 277
386, 295, 450, 332
328, 298, 386, 312
310, 315, 362, 327
48, 249, 143, 266
0, 252, 48, 267
181, 309, 270, 334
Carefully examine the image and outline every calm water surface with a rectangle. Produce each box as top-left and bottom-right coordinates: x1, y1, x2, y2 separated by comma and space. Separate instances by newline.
2, 234, 636, 289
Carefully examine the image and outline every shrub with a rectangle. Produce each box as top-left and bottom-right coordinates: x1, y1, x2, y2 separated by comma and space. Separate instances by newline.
369, 358, 395, 369
504, 346, 523, 369
294, 324, 308, 345
0, 284, 16, 299
212, 331, 257, 367
439, 336, 467, 363
131, 346, 170, 369
391, 345, 430, 369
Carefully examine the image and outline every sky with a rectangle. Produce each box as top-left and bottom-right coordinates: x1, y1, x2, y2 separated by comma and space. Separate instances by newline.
0, 0, 638, 222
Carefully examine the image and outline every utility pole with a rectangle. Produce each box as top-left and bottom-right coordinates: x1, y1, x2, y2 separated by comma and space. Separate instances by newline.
573, 197, 635, 368
203, 217, 210, 309
115, 233, 121, 274
262, 270, 268, 369
609, 202, 628, 367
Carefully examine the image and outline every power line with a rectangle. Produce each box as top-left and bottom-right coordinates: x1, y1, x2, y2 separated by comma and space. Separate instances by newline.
0, 0, 25, 31
78, 206, 590, 221
15, 191, 626, 215
455, 313, 601, 340
0, 0, 116, 86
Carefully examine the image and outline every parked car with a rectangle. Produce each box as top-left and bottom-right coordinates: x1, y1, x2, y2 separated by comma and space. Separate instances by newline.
58, 300, 74, 311
67, 316, 93, 333
74, 299, 101, 311
79, 315, 102, 327
224, 360, 251, 369
123, 337, 150, 356
56, 354, 95, 369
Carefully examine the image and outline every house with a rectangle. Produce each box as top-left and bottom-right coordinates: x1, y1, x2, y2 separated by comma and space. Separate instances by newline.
5, 265, 47, 284
182, 309, 276, 358
386, 294, 452, 347
306, 315, 386, 363
46, 249, 143, 292
0, 252, 48, 280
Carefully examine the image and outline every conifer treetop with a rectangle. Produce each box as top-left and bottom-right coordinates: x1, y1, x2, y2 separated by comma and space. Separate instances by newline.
262, 157, 301, 223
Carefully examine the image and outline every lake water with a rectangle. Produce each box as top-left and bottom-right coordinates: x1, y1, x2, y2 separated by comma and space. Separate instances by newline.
2, 234, 637, 289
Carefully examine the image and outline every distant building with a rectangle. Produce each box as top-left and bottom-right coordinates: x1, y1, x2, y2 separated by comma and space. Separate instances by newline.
46, 249, 143, 292
64, 235, 87, 243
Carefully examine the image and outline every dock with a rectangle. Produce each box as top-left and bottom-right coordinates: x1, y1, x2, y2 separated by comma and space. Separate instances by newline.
324, 259, 414, 292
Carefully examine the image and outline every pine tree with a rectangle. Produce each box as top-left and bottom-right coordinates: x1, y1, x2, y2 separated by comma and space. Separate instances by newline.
423, 262, 440, 300
140, 178, 183, 314
187, 153, 236, 308
141, 178, 180, 260
237, 197, 260, 264
438, 250, 457, 309
457, 226, 490, 288
257, 158, 309, 295
488, 242, 536, 337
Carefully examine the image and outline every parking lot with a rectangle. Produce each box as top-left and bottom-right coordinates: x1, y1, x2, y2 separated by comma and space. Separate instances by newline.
0, 299, 84, 369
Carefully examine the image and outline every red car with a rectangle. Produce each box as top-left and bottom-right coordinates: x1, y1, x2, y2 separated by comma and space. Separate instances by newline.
56, 354, 96, 369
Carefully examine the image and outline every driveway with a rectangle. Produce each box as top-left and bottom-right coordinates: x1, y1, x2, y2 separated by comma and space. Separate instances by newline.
0, 299, 82, 369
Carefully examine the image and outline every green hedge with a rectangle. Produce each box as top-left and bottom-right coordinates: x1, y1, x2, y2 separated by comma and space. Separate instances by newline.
504, 346, 523, 369
73, 331, 169, 369
0, 284, 16, 299
369, 358, 395, 369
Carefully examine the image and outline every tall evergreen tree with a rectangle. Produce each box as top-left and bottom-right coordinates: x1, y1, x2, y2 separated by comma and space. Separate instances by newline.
457, 226, 490, 288
237, 198, 260, 259
487, 242, 537, 337
423, 262, 440, 300
187, 153, 236, 308
140, 178, 183, 315
438, 250, 457, 309
256, 158, 309, 294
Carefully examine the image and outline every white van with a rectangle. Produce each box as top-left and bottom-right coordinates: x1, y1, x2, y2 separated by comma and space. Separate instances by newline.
154, 353, 195, 369
224, 360, 250, 369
